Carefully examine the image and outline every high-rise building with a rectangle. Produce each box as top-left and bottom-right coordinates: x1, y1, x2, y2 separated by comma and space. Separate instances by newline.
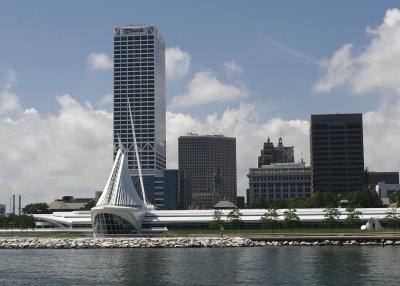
258, 137, 294, 167
113, 25, 166, 173
178, 134, 237, 209
310, 113, 364, 194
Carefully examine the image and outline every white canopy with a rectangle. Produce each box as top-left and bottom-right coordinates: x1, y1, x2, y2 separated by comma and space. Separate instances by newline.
96, 148, 145, 207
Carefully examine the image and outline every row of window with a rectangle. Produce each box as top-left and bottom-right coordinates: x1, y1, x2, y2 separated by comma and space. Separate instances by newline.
115, 40, 154, 45
114, 67, 155, 72
114, 45, 154, 52
115, 82, 154, 87
115, 76, 154, 80
252, 176, 310, 181
115, 35, 155, 40
253, 193, 311, 200
115, 71, 153, 76
312, 123, 361, 130
253, 182, 310, 187
253, 188, 311, 194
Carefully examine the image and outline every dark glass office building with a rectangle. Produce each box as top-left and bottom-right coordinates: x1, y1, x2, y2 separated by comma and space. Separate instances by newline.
178, 134, 237, 209
113, 25, 166, 172
310, 113, 364, 194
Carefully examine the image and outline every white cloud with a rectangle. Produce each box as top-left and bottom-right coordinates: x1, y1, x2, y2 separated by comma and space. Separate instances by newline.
0, 83, 112, 206
166, 104, 310, 196
99, 94, 113, 106
2, 69, 16, 91
166, 47, 191, 80
363, 98, 400, 172
313, 44, 354, 92
314, 8, 400, 94
0, 69, 21, 115
223, 61, 244, 77
170, 71, 249, 108
87, 52, 113, 71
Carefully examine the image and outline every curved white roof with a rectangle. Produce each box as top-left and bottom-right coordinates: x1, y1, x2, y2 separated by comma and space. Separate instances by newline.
96, 148, 145, 207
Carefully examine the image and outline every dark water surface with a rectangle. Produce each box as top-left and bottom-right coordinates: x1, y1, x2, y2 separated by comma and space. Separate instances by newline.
0, 246, 399, 286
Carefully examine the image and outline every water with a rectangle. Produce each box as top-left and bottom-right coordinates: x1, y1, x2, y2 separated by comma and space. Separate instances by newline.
0, 247, 399, 285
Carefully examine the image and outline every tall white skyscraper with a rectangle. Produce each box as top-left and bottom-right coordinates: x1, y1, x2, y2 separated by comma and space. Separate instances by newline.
113, 25, 166, 174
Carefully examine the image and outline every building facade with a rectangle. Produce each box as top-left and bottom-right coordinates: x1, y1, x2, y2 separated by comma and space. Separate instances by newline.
247, 163, 311, 205
113, 25, 166, 173
132, 169, 192, 210
310, 113, 364, 194
0, 204, 5, 216
375, 182, 400, 198
178, 134, 237, 209
258, 137, 294, 167
177, 170, 192, 210
365, 170, 399, 188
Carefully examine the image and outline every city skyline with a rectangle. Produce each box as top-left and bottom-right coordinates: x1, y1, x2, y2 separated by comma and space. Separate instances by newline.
0, 2, 400, 204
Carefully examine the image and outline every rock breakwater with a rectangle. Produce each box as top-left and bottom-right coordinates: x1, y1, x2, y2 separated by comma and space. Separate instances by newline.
0, 237, 254, 249
0, 237, 399, 249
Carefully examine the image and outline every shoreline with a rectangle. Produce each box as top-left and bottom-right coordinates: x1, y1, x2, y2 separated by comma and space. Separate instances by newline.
0, 236, 399, 249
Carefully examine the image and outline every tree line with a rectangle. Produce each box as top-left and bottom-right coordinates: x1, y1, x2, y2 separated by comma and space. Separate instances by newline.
209, 207, 400, 233
250, 189, 383, 209
0, 214, 35, 230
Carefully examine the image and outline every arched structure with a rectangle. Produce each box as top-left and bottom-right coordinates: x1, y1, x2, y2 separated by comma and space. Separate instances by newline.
91, 146, 152, 236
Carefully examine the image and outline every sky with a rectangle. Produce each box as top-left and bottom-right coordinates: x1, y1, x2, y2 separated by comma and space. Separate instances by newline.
1, 1, 400, 208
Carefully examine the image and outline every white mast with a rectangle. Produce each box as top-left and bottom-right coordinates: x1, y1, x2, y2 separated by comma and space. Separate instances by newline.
127, 98, 151, 207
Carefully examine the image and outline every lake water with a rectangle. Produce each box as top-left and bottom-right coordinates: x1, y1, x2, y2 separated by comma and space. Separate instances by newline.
0, 246, 399, 285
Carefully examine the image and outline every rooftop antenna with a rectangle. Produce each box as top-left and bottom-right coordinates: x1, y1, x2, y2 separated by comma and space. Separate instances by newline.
127, 98, 150, 207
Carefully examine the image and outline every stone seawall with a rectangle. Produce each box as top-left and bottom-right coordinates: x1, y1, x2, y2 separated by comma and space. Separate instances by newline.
0, 237, 399, 249
0, 237, 254, 249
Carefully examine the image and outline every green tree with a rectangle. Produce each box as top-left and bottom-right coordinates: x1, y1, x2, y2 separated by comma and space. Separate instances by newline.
22, 203, 50, 214
309, 192, 324, 208
384, 208, 400, 235
344, 207, 362, 228
4, 213, 18, 230
389, 190, 400, 205
322, 207, 341, 233
283, 208, 300, 232
269, 199, 289, 209
289, 197, 309, 208
260, 208, 279, 234
345, 189, 382, 208
251, 198, 268, 209
227, 208, 244, 234
18, 215, 35, 230
0, 216, 6, 228
209, 210, 224, 229
322, 192, 338, 208
80, 200, 97, 210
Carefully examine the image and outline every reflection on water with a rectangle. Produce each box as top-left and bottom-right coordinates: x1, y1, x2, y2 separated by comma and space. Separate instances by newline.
0, 246, 400, 286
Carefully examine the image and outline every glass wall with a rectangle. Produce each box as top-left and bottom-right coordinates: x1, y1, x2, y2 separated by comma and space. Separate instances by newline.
94, 213, 137, 235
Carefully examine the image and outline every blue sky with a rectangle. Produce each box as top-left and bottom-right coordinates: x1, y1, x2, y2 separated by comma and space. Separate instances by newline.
1, 1, 400, 205
0, 1, 392, 117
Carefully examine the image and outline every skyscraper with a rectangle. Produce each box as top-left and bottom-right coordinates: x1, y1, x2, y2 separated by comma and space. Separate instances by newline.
310, 113, 364, 194
178, 134, 237, 209
113, 25, 166, 173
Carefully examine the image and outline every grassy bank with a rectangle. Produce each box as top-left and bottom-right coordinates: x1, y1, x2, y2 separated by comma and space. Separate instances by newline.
0, 231, 78, 238
165, 228, 400, 237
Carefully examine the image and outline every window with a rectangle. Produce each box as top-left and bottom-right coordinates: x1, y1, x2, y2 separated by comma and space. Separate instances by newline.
93, 213, 137, 235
